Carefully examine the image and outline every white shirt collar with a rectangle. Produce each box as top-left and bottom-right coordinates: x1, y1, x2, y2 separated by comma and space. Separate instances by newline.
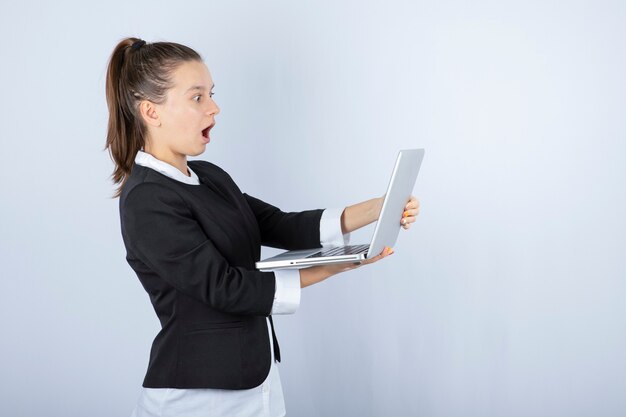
135, 150, 200, 185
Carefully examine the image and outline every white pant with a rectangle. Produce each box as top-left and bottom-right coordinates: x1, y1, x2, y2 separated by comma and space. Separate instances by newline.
131, 360, 286, 417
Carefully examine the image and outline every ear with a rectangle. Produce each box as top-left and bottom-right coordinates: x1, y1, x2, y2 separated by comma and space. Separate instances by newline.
138, 100, 161, 127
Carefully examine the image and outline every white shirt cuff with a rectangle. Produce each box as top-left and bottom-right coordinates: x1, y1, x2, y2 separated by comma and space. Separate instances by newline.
270, 269, 301, 315
319, 207, 351, 247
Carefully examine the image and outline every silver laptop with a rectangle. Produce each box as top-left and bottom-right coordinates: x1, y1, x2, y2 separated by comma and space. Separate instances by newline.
255, 149, 425, 270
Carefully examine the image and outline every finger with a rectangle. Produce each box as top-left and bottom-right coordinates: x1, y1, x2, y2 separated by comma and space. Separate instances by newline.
401, 215, 417, 225
404, 202, 419, 212
362, 246, 394, 265
368, 247, 393, 263
400, 215, 418, 228
401, 208, 419, 219
363, 252, 386, 264
404, 195, 418, 206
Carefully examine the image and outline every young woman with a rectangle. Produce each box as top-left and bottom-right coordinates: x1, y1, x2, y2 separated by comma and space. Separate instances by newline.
105, 37, 420, 417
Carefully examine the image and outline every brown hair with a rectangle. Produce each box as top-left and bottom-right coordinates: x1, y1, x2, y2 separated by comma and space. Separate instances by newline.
104, 37, 202, 198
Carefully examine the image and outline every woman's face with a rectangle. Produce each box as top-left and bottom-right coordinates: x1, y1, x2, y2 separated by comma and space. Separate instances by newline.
152, 60, 220, 157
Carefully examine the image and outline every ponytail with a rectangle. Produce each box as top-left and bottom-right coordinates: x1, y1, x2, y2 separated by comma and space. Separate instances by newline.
104, 37, 202, 198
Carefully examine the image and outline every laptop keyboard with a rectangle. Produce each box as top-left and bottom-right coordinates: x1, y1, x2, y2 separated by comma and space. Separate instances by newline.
305, 244, 370, 258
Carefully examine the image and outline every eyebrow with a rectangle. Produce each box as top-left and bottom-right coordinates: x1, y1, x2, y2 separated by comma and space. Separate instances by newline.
185, 84, 215, 94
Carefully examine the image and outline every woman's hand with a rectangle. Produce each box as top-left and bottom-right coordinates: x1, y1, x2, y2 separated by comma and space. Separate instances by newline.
400, 195, 420, 230
299, 246, 395, 288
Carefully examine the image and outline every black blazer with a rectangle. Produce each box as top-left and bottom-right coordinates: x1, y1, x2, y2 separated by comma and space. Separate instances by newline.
119, 160, 323, 389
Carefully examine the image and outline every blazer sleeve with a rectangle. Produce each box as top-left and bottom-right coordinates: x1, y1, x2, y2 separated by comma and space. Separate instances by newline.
122, 182, 275, 316
243, 193, 324, 250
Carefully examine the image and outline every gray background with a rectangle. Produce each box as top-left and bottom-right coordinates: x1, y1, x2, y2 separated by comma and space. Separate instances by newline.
1, 0, 625, 416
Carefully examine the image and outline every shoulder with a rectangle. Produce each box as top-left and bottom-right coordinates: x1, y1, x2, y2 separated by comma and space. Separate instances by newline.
188, 159, 238, 185
188, 159, 228, 177
119, 165, 188, 213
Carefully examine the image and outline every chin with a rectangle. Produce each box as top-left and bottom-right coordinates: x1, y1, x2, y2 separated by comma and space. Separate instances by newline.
189, 147, 206, 157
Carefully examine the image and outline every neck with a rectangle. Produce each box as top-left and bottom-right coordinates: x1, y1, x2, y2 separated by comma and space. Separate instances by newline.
143, 145, 190, 177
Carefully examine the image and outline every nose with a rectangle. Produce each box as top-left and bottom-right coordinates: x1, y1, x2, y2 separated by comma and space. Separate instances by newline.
208, 97, 220, 117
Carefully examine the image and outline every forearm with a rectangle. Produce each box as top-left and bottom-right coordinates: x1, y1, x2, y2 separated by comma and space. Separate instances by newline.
340, 196, 384, 234
299, 262, 360, 288
299, 266, 332, 288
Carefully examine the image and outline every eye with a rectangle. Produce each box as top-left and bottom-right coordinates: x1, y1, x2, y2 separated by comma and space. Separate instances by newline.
209, 91, 215, 98
193, 94, 202, 102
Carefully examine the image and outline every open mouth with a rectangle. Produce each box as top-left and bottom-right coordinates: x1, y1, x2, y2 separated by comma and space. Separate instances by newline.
202, 123, 215, 139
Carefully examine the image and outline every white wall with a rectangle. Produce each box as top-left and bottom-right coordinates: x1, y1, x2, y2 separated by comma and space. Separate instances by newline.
1, 1, 624, 416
